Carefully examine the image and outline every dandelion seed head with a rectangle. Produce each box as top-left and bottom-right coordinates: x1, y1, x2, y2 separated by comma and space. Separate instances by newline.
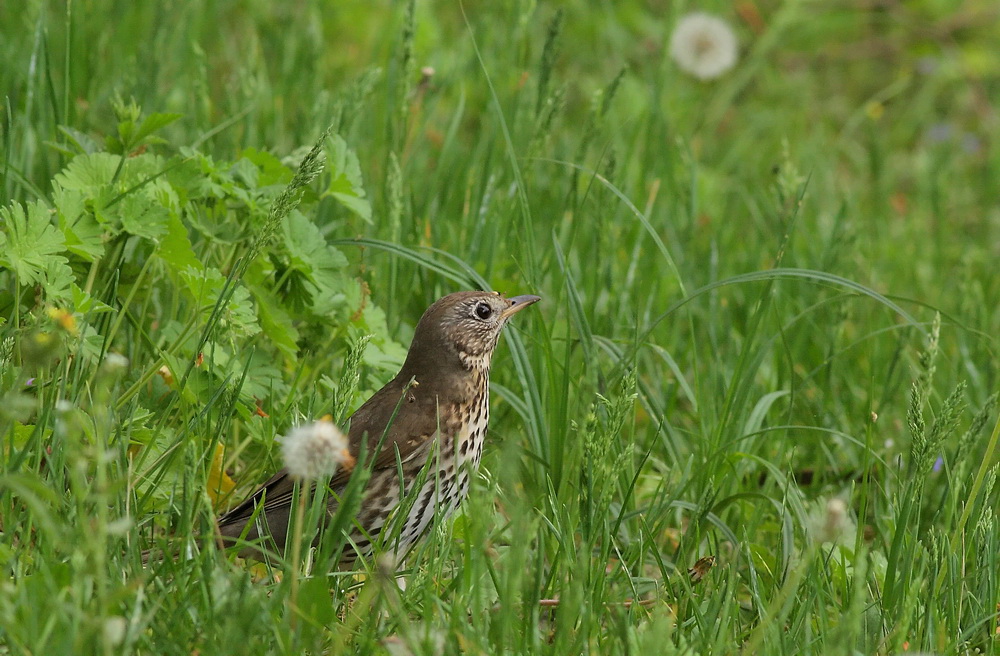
812, 497, 853, 545
102, 353, 129, 372
669, 12, 738, 81
280, 420, 352, 481
102, 616, 127, 646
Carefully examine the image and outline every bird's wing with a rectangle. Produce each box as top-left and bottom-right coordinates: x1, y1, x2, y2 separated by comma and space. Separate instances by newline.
216, 465, 296, 531
217, 374, 449, 530
343, 374, 453, 472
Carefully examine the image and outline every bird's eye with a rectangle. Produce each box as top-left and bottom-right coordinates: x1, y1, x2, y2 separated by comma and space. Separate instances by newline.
474, 302, 493, 320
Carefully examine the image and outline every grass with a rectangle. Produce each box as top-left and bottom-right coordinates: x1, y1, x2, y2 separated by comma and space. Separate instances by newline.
2, 0, 999, 653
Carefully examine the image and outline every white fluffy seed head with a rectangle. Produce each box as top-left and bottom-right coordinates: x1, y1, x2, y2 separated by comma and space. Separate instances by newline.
813, 497, 852, 545
103, 353, 129, 370
280, 420, 352, 481
669, 12, 738, 81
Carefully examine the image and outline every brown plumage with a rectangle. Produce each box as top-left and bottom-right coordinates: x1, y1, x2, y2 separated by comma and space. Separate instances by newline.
216, 290, 540, 563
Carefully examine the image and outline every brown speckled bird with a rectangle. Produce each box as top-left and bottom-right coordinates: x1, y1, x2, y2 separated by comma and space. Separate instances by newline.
216, 290, 540, 563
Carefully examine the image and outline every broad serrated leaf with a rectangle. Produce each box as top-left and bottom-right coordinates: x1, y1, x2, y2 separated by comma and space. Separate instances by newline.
6, 422, 51, 450
53, 152, 119, 191
53, 153, 120, 230
229, 157, 260, 189
324, 133, 372, 222
0, 201, 68, 286
180, 266, 260, 338
131, 423, 185, 504
52, 186, 86, 224
240, 148, 294, 188
74, 323, 107, 362
173, 149, 235, 201
71, 284, 115, 315
113, 188, 171, 240
56, 152, 178, 240
54, 188, 106, 261
57, 125, 102, 154
110, 110, 181, 154
253, 287, 301, 360
356, 304, 407, 371
284, 210, 349, 272
40, 257, 74, 301
132, 112, 183, 145
217, 348, 286, 401
282, 210, 352, 316
158, 214, 201, 273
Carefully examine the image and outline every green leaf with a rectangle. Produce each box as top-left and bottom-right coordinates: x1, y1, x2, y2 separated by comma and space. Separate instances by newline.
53, 152, 119, 192
129, 421, 186, 504
179, 266, 260, 338
158, 214, 201, 273
248, 262, 301, 360
282, 210, 352, 316
52, 125, 101, 156
298, 575, 338, 629
113, 187, 171, 240
0, 472, 62, 541
52, 153, 120, 230
108, 103, 181, 154
0, 201, 69, 286
355, 304, 407, 371
284, 210, 349, 272
5, 422, 51, 450
74, 323, 108, 362
228, 157, 260, 189
324, 134, 372, 222
71, 284, 115, 315
213, 347, 285, 401
40, 257, 74, 301
173, 149, 236, 201
54, 152, 178, 241
256, 292, 301, 360
54, 188, 105, 261
240, 148, 293, 188
132, 112, 183, 146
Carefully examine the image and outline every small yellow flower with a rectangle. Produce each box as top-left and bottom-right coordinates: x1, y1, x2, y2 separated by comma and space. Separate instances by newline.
206, 443, 237, 509
157, 365, 175, 386
46, 307, 78, 335
865, 101, 884, 120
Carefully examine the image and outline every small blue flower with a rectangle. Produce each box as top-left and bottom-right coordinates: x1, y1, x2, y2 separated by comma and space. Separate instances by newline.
925, 123, 954, 144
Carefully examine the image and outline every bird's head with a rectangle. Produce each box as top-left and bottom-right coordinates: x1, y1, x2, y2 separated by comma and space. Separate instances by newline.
403, 290, 540, 374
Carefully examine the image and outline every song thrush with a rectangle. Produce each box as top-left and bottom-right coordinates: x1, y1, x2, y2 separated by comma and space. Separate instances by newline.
216, 290, 540, 563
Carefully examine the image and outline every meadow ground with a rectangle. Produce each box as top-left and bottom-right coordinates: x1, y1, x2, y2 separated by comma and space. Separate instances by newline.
1, 1, 999, 654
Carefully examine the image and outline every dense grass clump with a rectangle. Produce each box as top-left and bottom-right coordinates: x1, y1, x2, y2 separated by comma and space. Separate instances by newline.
1, 1, 998, 654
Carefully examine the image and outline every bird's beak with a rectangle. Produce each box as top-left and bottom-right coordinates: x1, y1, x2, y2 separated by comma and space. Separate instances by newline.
501, 294, 541, 319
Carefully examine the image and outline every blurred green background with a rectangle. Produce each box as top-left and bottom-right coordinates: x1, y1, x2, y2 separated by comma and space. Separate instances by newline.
2, 1, 999, 654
